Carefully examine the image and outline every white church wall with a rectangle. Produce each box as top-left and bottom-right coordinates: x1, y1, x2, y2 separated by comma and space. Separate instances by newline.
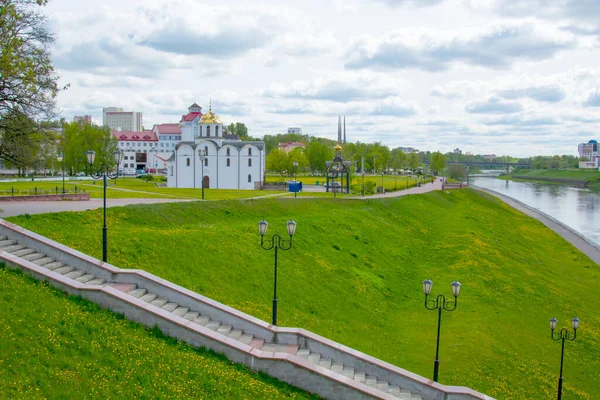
175, 144, 195, 188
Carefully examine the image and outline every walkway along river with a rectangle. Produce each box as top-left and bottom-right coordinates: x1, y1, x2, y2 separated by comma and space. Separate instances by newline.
471, 176, 600, 250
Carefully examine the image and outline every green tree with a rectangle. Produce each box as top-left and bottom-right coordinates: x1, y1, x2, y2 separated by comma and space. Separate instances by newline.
226, 122, 255, 140
430, 151, 446, 175
288, 147, 309, 173
266, 148, 289, 177
305, 139, 334, 173
0, 0, 63, 166
0, 110, 48, 175
62, 122, 117, 174
447, 164, 466, 181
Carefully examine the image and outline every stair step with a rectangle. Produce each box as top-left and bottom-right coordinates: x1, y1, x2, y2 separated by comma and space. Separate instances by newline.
331, 362, 344, 373
365, 375, 377, 387
318, 358, 332, 369
205, 321, 221, 331
239, 334, 254, 345
150, 298, 168, 308
172, 307, 189, 317
389, 385, 400, 395
376, 380, 389, 391
33, 257, 54, 266
1, 244, 26, 253
139, 293, 158, 303
183, 311, 199, 321
161, 302, 179, 312
341, 367, 355, 378
251, 338, 265, 348
86, 278, 106, 285
216, 325, 232, 335
22, 252, 45, 261
128, 288, 147, 298
193, 315, 210, 326
308, 353, 321, 364
44, 261, 65, 270
0, 235, 7, 240
411, 394, 422, 400
354, 372, 366, 383
75, 274, 96, 283
12, 248, 35, 257
0, 239, 17, 247
228, 329, 243, 340
54, 266, 75, 275
64, 270, 85, 279
297, 349, 310, 358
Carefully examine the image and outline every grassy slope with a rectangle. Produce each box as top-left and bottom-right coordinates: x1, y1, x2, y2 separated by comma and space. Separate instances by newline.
0, 178, 283, 200
6, 191, 600, 399
0, 266, 318, 399
500, 169, 600, 183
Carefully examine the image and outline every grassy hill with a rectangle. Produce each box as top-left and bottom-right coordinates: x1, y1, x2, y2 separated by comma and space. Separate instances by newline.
500, 169, 600, 185
0, 266, 318, 399
6, 190, 600, 399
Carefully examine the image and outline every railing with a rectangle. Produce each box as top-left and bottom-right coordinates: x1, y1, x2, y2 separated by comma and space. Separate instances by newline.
0, 186, 85, 197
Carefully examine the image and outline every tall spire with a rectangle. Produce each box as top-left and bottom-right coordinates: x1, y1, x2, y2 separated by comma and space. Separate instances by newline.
343, 116, 346, 144
209, 98, 212, 113
337, 115, 342, 144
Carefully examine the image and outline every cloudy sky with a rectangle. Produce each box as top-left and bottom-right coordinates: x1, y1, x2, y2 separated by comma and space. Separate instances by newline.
46, 0, 600, 157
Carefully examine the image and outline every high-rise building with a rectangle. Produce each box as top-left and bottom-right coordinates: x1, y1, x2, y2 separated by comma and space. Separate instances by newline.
578, 140, 599, 169
288, 127, 302, 134
102, 107, 143, 132
73, 115, 92, 124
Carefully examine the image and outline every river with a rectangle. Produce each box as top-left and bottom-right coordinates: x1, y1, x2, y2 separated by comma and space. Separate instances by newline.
470, 175, 600, 247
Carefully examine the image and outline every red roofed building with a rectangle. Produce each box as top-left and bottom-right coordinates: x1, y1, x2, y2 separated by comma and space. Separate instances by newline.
278, 141, 306, 154
111, 130, 159, 173
180, 103, 203, 141
153, 123, 182, 151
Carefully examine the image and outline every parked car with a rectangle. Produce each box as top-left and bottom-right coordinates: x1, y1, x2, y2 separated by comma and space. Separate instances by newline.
324, 181, 342, 189
75, 172, 86, 177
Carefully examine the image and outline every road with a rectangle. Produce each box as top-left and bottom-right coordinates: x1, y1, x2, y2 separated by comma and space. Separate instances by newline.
0, 198, 196, 218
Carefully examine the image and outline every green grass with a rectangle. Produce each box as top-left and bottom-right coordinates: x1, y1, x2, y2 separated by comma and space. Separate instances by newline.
6, 191, 600, 399
267, 174, 428, 192
500, 169, 600, 184
0, 266, 318, 399
0, 178, 284, 200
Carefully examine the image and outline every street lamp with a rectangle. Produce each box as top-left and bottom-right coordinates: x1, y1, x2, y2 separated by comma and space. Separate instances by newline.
87, 149, 124, 262
293, 161, 299, 198
422, 279, 462, 382
550, 316, 580, 400
258, 219, 297, 326
56, 152, 65, 194
198, 148, 207, 200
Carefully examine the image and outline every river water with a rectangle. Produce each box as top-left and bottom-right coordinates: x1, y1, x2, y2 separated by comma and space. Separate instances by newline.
470, 175, 600, 247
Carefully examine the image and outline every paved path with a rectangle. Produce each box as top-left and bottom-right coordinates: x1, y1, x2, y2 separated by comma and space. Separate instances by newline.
0, 198, 197, 218
474, 187, 600, 266
349, 178, 443, 199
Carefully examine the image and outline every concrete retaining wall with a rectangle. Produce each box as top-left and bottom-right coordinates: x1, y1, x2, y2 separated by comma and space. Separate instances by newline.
0, 218, 493, 400
0, 193, 90, 202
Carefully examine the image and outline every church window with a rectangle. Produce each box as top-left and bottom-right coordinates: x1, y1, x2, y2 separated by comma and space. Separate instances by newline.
215, 126, 219, 136
248, 174, 252, 183
226, 148, 230, 156
199, 126, 202, 136
204, 158, 208, 167
204, 146, 208, 154
170, 166, 173, 176
226, 158, 230, 167
248, 148, 252, 156
207, 126, 211, 137
186, 158, 190, 167
248, 158, 252, 167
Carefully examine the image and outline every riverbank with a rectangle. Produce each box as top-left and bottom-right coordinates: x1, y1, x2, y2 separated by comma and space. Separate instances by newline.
498, 169, 600, 186
473, 187, 600, 266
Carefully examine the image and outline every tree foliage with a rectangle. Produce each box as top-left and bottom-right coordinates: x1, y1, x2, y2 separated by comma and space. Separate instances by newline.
448, 164, 466, 181
61, 122, 118, 174
0, 0, 63, 166
429, 151, 446, 175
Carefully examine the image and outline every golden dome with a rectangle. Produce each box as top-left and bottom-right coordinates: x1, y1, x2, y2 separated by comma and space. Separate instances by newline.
334, 144, 342, 151
199, 100, 222, 124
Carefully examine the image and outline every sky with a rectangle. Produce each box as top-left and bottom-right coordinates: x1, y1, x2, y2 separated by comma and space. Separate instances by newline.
44, 0, 600, 157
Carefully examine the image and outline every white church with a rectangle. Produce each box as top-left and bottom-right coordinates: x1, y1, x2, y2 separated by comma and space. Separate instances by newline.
167, 103, 266, 190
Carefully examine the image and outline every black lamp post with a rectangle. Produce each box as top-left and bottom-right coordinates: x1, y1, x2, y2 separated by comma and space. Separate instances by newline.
550, 316, 580, 400
56, 152, 65, 194
293, 161, 299, 198
198, 148, 207, 200
87, 149, 124, 262
258, 219, 297, 326
422, 279, 462, 382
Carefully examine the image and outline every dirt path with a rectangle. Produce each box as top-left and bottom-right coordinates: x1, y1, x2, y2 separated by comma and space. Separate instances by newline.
474, 187, 600, 266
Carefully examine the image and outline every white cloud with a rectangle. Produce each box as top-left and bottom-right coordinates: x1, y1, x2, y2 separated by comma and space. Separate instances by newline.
465, 97, 523, 114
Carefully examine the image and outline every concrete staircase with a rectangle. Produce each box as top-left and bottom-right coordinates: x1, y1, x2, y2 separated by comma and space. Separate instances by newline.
0, 225, 492, 400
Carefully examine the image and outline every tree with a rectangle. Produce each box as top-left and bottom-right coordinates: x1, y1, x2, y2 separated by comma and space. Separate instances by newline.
266, 148, 289, 177
305, 139, 333, 173
226, 122, 255, 140
0, 110, 48, 175
430, 151, 446, 175
0, 0, 63, 165
62, 122, 117, 174
407, 153, 420, 171
447, 164, 466, 181
288, 147, 308, 173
